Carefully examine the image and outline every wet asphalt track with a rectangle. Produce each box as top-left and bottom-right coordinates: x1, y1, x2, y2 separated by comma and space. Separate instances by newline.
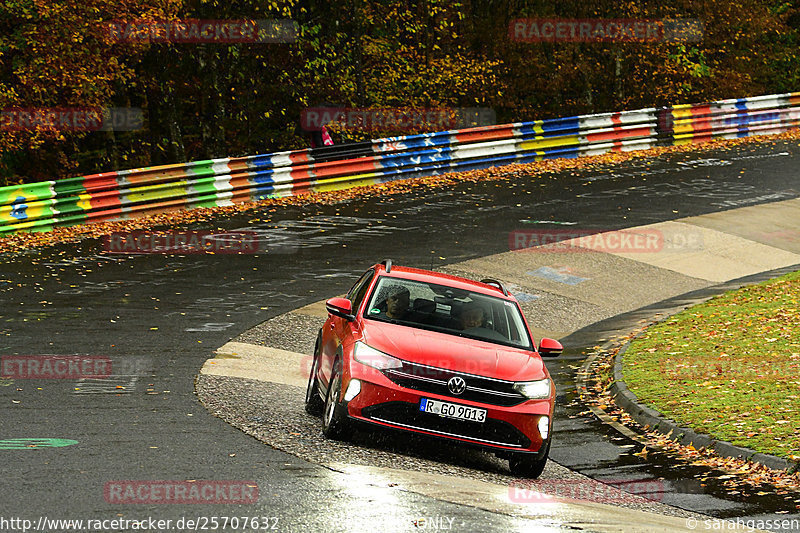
1, 140, 799, 531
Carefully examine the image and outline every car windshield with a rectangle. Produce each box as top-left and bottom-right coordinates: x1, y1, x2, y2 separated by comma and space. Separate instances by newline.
363, 276, 533, 350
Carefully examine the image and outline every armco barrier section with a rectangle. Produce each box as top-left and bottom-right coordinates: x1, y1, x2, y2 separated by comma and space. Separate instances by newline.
1, 91, 799, 234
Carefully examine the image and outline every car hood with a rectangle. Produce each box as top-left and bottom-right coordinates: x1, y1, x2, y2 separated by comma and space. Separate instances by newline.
361, 320, 546, 381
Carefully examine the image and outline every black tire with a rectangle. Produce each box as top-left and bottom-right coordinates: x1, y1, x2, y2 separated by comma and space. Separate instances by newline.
321, 360, 351, 440
509, 440, 550, 479
304, 337, 324, 416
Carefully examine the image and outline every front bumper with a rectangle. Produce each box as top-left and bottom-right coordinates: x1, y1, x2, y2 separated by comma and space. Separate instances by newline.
343, 368, 551, 453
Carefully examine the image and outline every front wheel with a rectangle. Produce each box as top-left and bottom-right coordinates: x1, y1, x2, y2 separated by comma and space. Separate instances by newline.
509, 440, 550, 479
321, 361, 351, 440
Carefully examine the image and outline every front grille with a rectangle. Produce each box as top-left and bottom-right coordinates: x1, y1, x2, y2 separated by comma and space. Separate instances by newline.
382, 360, 527, 407
362, 402, 530, 448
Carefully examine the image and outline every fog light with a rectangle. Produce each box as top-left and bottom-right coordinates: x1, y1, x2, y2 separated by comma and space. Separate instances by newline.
344, 379, 361, 401
538, 416, 550, 440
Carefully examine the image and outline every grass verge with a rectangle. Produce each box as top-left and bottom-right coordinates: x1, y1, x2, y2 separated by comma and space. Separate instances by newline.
622, 270, 800, 461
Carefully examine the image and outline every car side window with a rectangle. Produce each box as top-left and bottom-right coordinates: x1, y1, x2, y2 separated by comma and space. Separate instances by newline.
348, 270, 375, 313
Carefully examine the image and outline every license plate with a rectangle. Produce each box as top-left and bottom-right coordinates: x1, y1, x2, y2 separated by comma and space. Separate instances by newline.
419, 398, 486, 423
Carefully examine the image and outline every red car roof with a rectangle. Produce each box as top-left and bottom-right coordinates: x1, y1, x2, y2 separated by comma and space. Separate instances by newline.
373, 263, 515, 300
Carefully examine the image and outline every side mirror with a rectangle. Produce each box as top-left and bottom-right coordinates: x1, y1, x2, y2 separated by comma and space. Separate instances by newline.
538, 338, 563, 357
326, 297, 355, 321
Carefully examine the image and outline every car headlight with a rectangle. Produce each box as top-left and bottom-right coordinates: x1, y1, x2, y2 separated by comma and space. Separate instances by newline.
513, 378, 552, 399
353, 342, 403, 371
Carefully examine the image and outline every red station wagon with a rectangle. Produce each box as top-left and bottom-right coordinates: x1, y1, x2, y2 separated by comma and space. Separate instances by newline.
305, 260, 562, 478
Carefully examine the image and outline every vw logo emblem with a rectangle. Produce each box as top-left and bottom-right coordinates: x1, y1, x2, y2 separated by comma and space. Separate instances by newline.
447, 376, 466, 395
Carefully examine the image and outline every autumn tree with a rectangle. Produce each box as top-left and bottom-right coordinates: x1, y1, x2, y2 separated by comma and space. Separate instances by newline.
0, 0, 180, 185
1, 0, 798, 184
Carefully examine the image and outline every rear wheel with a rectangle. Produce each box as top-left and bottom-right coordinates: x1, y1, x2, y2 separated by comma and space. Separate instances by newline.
509, 440, 550, 479
321, 360, 351, 440
304, 337, 323, 415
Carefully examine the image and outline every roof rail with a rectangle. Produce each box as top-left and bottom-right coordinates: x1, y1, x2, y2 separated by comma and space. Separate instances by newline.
381, 259, 393, 273
480, 278, 508, 296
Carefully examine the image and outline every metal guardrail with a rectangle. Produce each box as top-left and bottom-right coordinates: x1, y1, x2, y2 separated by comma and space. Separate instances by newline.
1, 91, 798, 234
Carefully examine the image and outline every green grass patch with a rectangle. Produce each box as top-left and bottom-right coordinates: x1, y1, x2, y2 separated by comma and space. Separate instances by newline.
622, 270, 800, 461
